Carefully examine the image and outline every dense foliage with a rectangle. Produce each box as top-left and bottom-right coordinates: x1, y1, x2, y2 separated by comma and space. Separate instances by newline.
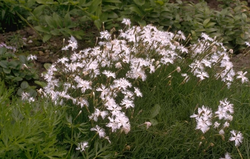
1, 0, 250, 50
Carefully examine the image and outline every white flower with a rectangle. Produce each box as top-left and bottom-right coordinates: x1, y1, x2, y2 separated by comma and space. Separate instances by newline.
219, 129, 225, 135
201, 33, 214, 42
74, 76, 92, 93
27, 54, 37, 61
213, 121, 220, 128
236, 71, 249, 83
91, 125, 106, 138
76, 141, 89, 152
134, 87, 143, 97
102, 70, 116, 78
144, 122, 152, 129
220, 152, 231, 159
245, 41, 250, 47
122, 18, 131, 26
229, 130, 243, 147
194, 70, 209, 81
62, 36, 78, 51
120, 97, 134, 109
223, 121, 230, 128
190, 105, 213, 133
100, 30, 111, 40
57, 57, 69, 64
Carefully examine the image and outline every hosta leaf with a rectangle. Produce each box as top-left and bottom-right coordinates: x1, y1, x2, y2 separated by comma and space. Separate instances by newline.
42, 34, 52, 42
133, 0, 145, 6
103, 0, 121, 3
45, 15, 57, 28
44, 63, 51, 70
34, 25, 49, 34
33, 5, 46, 17
34, 81, 47, 87
0, 60, 8, 68
203, 18, 210, 27
129, 5, 144, 16
21, 81, 29, 89
0, 47, 7, 55
3, 68, 11, 74
53, 13, 63, 28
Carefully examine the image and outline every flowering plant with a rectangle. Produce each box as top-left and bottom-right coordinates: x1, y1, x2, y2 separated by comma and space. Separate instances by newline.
41, 19, 248, 155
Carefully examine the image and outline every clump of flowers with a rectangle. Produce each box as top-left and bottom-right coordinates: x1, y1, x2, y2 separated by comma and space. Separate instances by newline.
190, 99, 244, 158
41, 19, 248, 152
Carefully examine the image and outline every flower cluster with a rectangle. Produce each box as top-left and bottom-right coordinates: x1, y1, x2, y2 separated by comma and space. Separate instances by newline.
190, 99, 243, 157
41, 19, 247, 150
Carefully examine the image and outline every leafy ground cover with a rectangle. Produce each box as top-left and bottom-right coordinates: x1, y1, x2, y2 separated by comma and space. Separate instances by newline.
1, 0, 250, 158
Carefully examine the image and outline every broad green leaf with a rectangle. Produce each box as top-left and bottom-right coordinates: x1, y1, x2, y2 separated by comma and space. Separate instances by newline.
13, 77, 23, 82
205, 22, 216, 28
103, 0, 121, 3
0, 47, 7, 55
149, 104, 161, 119
33, 5, 46, 17
36, 0, 58, 4
53, 13, 63, 28
0, 60, 8, 68
94, 19, 102, 30
27, 89, 37, 97
8, 61, 18, 68
3, 68, 11, 74
34, 81, 47, 87
45, 15, 57, 28
79, 0, 87, 6
44, 63, 51, 70
88, 0, 102, 13
34, 25, 49, 34
42, 34, 52, 42
64, 13, 72, 28
50, 29, 60, 36
133, 0, 145, 6
107, 12, 118, 19
102, 5, 119, 11
129, 5, 144, 16
203, 18, 210, 27
149, 119, 158, 126
18, 55, 27, 64
21, 81, 29, 89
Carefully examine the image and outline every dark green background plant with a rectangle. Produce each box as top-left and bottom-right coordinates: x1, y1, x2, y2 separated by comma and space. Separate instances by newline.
0, 47, 39, 97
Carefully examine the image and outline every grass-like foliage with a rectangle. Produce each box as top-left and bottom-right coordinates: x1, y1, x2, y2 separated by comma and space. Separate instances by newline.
0, 80, 68, 158
36, 20, 250, 158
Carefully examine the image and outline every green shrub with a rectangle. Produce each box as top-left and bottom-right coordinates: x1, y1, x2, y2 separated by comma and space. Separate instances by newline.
0, 46, 39, 97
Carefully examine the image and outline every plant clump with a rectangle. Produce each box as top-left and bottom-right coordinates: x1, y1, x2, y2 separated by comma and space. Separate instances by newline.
41, 19, 248, 157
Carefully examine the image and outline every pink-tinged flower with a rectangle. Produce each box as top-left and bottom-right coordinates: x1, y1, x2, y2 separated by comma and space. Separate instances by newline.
219, 152, 231, 159
90, 125, 106, 138
144, 122, 152, 129
134, 87, 143, 97
236, 71, 249, 84
100, 30, 111, 40
76, 141, 88, 152
122, 18, 131, 26
102, 70, 116, 78
229, 130, 243, 147
62, 36, 78, 50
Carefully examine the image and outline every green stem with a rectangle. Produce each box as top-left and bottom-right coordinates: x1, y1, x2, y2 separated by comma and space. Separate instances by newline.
15, 11, 43, 39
